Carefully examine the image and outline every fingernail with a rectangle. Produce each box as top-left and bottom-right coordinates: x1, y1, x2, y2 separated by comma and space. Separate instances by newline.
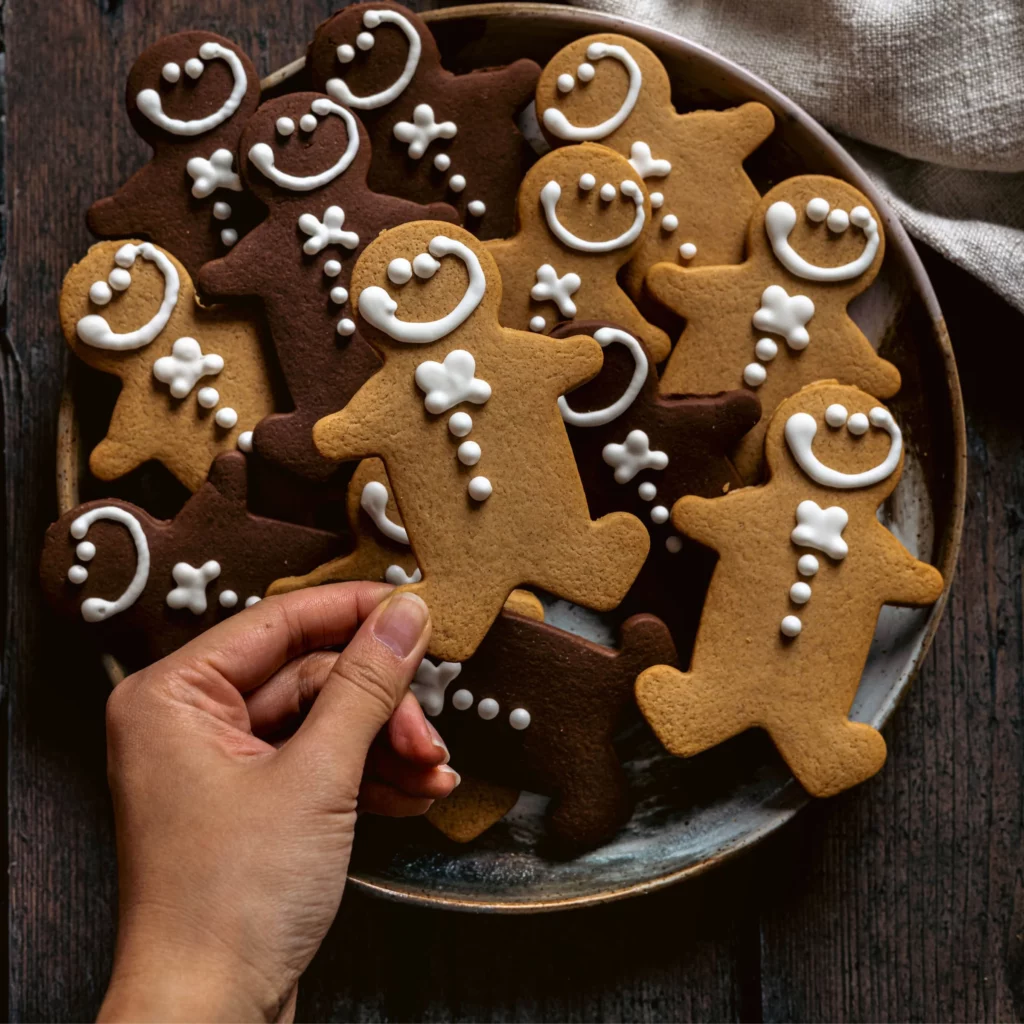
425, 719, 450, 764
373, 592, 429, 659
438, 765, 461, 788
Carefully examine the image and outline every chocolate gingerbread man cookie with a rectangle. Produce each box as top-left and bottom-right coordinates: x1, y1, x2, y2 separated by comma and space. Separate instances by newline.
198, 93, 458, 480
636, 382, 944, 797
648, 175, 901, 482
484, 144, 670, 361
88, 32, 262, 279
312, 221, 650, 662
535, 33, 774, 296
307, 2, 539, 239
39, 453, 342, 671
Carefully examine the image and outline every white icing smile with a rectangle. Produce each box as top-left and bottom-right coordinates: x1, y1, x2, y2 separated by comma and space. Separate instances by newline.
765, 200, 880, 282
559, 327, 647, 427
540, 179, 645, 253
785, 407, 902, 489
326, 9, 421, 110
70, 507, 151, 623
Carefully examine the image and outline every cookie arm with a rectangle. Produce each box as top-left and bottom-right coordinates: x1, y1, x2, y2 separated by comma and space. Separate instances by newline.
197, 231, 270, 299
481, 58, 541, 115
672, 487, 762, 552
644, 262, 703, 319
875, 527, 945, 607
717, 102, 775, 158
311, 375, 393, 464
514, 330, 604, 395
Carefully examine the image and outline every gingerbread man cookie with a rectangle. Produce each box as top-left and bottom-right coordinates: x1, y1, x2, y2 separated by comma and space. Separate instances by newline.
312, 221, 650, 662
636, 382, 944, 797
307, 2, 539, 239
88, 32, 262, 279
484, 145, 670, 361
39, 453, 342, 671
61, 239, 276, 492
198, 93, 458, 480
648, 175, 902, 482
535, 33, 774, 296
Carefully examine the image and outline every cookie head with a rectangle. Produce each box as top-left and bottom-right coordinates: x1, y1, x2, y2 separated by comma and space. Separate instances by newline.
750, 176, 885, 287
536, 34, 670, 145
766, 382, 904, 505
518, 144, 650, 262
125, 31, 259, 147
239, 92, 372, 204
308, 2, 439, 112
349, 221, 503, 351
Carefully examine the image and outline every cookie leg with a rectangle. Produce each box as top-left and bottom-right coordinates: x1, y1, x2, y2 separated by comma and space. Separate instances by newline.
547, 749, 631, 848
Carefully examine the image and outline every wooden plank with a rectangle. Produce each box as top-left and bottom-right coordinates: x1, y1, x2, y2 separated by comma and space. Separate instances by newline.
758, 247, 1024, 1023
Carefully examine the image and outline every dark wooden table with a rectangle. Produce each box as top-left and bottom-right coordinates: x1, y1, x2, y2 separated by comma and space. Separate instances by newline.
3, 1, 1022, 1020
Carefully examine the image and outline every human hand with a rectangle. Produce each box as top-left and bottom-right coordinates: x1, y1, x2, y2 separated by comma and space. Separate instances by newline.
98, 582, 458, 1023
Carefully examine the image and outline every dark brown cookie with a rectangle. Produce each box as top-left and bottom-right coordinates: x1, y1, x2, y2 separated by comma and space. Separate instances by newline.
39, 452, 342, 670
307, 2, 539, 239
88, 31, 262, 279
198, 92, 458, 480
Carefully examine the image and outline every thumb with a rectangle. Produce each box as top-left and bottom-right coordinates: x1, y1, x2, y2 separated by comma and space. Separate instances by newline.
282, 591, 431, 787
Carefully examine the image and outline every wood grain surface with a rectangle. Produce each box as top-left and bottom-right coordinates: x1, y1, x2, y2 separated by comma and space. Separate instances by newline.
2, 2, 1021, 1021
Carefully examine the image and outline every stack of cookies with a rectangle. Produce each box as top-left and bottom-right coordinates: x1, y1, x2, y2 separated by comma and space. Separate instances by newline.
40, 4, 945, 851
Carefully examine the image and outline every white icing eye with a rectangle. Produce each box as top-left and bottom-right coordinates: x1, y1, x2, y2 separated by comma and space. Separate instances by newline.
448, 174, 466, 193
599, 183, 616, 201
220, 228, 238, 247
781, 615, 802, 637
825, 403, 848, 427
661, 214, 679, 232
468, 476, 492, 501
754, 337, 778, 361
276, 116, 295, 136
529, 315, 546, 332
337, 43, 355, 63
162, 62, 181, 83
299, 113, 318, 132
665, 535, 683, 553
557, 73, 575, 93
452, 689, 473, 711
457, 441, 482, 466
650, 505, 669, 524
336, 318, 356, 336
68, 564, 89, 584
197, 387, 219, 409
215, 407, 238, 429
413, 253, 440, 279
185, 58, 205, 79
797, 554, 819, 576
219, 590, 238, 608
477, 697, 499, 719
237, 431, 253, 452
679, 242, 697, 259
76, 541, 97, 561
387, 258, 413, 284
743, 362, 767, 387
827, 208, 850, 232
330, 286, 348, 304
245, 595, 261, 607
467, 200, 486, 217
449, 412, 472, 436
638, 481, 656, 501
433, 152, 451, 171
108, 268, 132, 292
114, 246, 136, 268
850, 205, 872, 228
577, 62, 595, 81
509, 708, 531, 730
806, 197, 830, 222
847, 412, 869, 435
790, 581, 812, 604
356, 31, 375, 50
89, 281, 112, 306
579, 173, 596, 190
650, 192, 664, 208
212, 201, 231, 220
323, 260, 342, 278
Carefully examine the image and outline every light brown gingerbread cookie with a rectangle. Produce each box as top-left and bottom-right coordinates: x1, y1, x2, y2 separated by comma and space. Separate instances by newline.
312, 221, 650, 662
484, 144, 670, 361
647, 175, 902, 482
424, 775, 521, 843
60, 240, 275, 492
535, 33, 774, 296
636, 382, 944, 797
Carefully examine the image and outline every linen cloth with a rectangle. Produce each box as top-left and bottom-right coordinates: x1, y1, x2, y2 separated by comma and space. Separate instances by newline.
573, 0, 1024, 313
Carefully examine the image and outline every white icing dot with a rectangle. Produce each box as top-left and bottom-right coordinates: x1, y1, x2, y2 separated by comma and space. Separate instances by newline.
220, 228, 238, 247
650, 505, 669, 524
577, 62, 595, 81
790, 581, 812, 604
245, 596, 261, 607
108, 267, 131, 292
529, 315, 546, 333
237, 431, 253, 453
650, 192, 664, 208
850, 205, 872, 228
825, 403, 849, 428
847, 412, 870, 435
509, 708, 531, 730
599, 183, 616, 201
68, 564, 89, 585
781, 615, 802, 637
336, 318, 356, 336
638, 481, 657, 501
449, 412, 472, 437
452, 689, 473, 711
806, 197, 830, 222
219, 590, 238, 608
387, 258, 413, 284
197, 387, 219, 409
89, 281, 112, 306
215, 407, 238, 429
467, 200, 486, 217
276, 117, 295, 136
300, 113, 318, 133
413, 253, 440, 279
337, 43, 355, 63
211, 204, 231, 224
324, 260, 342, 277
458, 440, 482, 466
665, 535, 683, 553
326, 286, 347, 306
557, 73, 575, 93
184, 58, 204, 79
76, 541, 96, 561
743, 362, 767, 387
433, 152, 451, 171
448, 174, 466, 193
755, 337, 778, 361
798, 554, 820, 576
162, 62, 181, 83
661, 214, 679, 232
827, 208, 850, 233
468, 476, 492, 501
477, 697, 499, 720
356, 30, 375, 50
679, 242, 697, 259
579, 173, 596, 191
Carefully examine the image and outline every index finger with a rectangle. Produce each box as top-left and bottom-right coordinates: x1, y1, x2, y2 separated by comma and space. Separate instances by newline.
160, 581, 393, 694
